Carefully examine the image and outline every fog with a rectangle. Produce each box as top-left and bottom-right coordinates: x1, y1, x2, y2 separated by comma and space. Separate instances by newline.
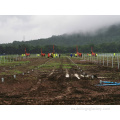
0, 15, 120, 44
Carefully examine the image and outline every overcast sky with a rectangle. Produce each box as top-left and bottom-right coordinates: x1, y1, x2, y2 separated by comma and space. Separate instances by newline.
0, 15, 120, 44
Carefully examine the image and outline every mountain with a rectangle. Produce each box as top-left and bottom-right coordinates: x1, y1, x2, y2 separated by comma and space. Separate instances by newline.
1, 23, 120, 54
3, 23, 120, 47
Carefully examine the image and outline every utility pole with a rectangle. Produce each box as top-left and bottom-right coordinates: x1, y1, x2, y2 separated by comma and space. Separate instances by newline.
23, 35, 25, 41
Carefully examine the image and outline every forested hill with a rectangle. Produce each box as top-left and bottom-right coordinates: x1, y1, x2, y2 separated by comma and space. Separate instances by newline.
1, 23, 120, 54
3, 23, 120, 47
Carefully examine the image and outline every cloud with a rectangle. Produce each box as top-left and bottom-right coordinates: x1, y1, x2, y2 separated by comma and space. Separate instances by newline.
0, 15, 120, 43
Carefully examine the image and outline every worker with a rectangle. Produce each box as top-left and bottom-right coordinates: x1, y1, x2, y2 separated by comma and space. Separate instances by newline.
114, 53, 115, 58
70, 53, 73, 57
75, 53, 77, 57
48, 53, 51, 58
59, 54, 61, 58
55, 53, 57, 57
53, 53, 55, 58
48, 53, 49, 58
56, 53, 58, 57
52, 53, 53, 57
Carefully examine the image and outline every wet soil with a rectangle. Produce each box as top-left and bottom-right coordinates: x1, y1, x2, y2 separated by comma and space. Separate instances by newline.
0, 56, 120, 105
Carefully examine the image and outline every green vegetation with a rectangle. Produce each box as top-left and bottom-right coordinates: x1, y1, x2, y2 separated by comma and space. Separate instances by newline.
1, 24, 120, 54
63, 66, 72, 69
0, 60, 30, 66
0, 70, 22, 75
37, 62, 61, 69
77, 64, 96, 67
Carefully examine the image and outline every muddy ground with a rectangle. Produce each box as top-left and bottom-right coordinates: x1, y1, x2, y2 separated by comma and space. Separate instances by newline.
0, 56, 120, 105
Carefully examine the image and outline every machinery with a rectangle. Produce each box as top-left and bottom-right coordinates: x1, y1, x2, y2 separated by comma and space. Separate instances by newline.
48, 53, 53, 58
87, 47, 96, 57
76, 46, 82, 57
41, 48, 45, 57
25, 48, 30, 57
48, 45, 55, 58
91, 47, 96, 56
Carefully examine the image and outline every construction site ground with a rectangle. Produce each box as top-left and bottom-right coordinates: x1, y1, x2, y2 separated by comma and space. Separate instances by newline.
0, 56, 120, 105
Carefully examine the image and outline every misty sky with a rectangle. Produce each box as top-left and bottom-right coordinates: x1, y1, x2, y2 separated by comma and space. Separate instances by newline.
1, 15, 120, 44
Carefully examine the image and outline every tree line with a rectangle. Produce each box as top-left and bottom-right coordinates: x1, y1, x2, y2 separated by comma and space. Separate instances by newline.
1, 24, 120, 54
0, 42, 120, 55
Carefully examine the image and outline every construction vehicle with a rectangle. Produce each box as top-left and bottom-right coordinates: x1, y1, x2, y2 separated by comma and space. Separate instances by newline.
76, 46, 82, 57
91, 47, 96, 56
41, 48, 45, 57
48, 45, 55, 58
87, 47, 96, 57
25, 48, 30, 57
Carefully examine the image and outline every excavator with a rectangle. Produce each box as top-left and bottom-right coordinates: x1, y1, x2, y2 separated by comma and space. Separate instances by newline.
25, 48, 30, 57
41, 48, 45, 57
76, 46, 82, 57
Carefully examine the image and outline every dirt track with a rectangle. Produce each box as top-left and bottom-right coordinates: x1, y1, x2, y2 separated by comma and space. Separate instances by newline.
0, 56, 120, 105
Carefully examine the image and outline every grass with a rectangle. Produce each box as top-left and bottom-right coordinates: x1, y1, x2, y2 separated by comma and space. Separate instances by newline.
77, 64, 96, 67
34, 62, 61, 70
62, 63, 73, 69
38, 63, 73, 69
31, 62, 74, 70
63, 66, 72, 69
0, 61, 30, 67
0, 70, 22, 75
